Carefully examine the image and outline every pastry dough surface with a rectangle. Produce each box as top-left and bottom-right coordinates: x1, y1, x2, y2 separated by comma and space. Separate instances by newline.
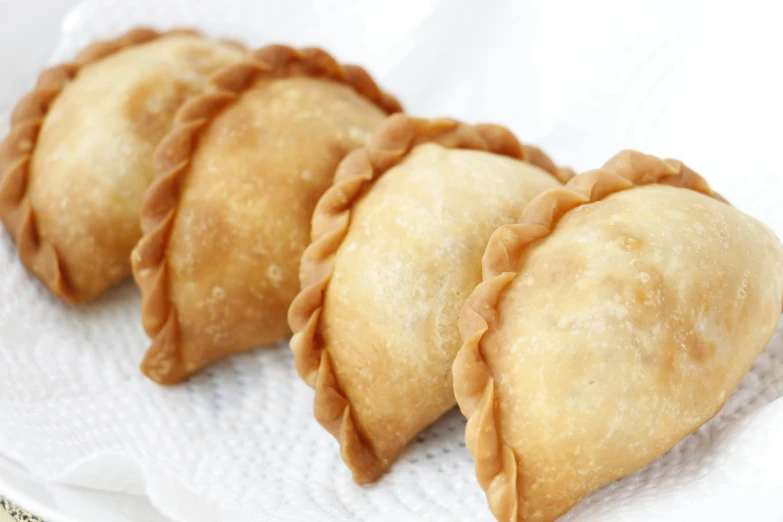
29, 35, 243, 301
479, 184, 783, 521
164, 76, 388, 375
322, 143, 561, 465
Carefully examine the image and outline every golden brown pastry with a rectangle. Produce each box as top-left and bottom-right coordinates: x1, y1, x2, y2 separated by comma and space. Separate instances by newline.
0, 28, 245, 303
455, 151, 783, 522
288, 115, 572, 484
132, 45, 401, 385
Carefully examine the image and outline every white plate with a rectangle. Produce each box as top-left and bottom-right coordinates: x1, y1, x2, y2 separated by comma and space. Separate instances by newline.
0, 455, 171, 522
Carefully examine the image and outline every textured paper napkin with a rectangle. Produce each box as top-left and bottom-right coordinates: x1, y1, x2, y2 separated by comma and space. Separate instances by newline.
1, 1, 782, 521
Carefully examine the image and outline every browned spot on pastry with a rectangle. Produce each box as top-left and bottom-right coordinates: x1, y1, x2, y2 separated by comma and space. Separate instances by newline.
684, 330, 717, 362
606, 221, 646, 255
124, 75, 193, 144
631, 286, 646, 307
620, 235, 644, 253
654, 313, 718, 390
656, 335, 679, 387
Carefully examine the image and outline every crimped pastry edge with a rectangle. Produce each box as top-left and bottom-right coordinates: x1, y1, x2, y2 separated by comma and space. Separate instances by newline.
0, 27, 208, 303
287, 113, 571, 484
453, 150, 725, 522
131, 44, 403, 385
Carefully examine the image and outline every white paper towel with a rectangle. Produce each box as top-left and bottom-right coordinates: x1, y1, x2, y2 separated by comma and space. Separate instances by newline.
1, 1, 782, 521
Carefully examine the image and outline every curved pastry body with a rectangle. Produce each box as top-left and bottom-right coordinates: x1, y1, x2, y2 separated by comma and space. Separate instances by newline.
457, 161, 783, 522
136, 68, 393, 384
132, 45, 401, 384
18, 33, 242, 301
319, 143, 561, 478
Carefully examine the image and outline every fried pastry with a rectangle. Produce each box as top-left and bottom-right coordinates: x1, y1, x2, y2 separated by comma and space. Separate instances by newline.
455, 151, 783, 522
0, 28, 245, 303
132, 45, 401, 384
288, 115, 572, 483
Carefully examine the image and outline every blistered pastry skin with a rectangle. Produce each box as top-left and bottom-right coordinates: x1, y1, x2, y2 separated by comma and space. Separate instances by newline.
455, 150, 783, 522
132, 45, 402, 384
0, 28, 245, 303
288, 114, 569, 484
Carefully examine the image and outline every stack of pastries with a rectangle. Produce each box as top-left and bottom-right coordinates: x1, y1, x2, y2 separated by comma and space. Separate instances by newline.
1, 27, 781, 522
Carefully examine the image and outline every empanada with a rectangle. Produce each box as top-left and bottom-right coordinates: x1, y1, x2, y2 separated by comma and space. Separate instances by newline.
288, 115, 572, 483
0, 28, 245, 303
132, 45, 401, 384
455, 151, 783, 522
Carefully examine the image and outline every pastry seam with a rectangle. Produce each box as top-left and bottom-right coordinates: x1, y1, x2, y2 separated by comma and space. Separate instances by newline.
131, 45, 403, 385
287, 113, 571, 484
453, 150, 726, 522
0, 27, 208, 303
